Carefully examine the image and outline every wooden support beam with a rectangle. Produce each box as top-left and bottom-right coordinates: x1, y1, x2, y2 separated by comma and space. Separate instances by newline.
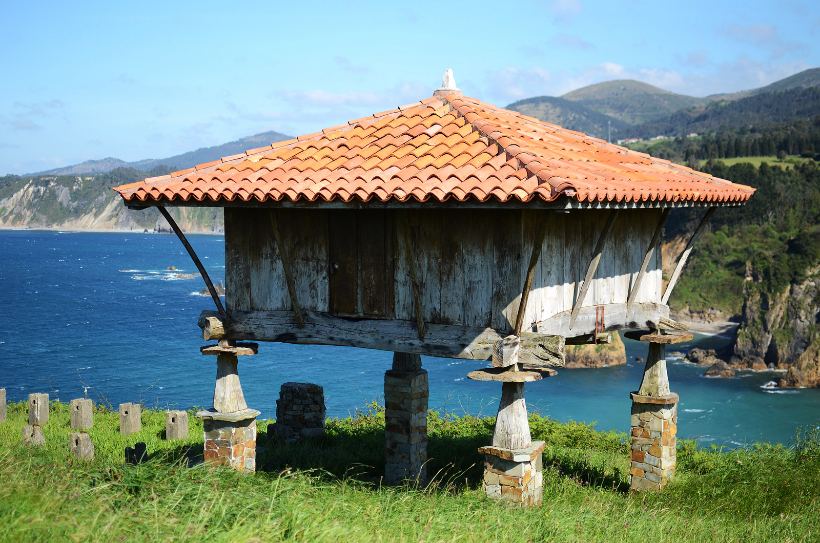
157, 206, 225, 316
214, 309, 564, 364
492, 383, 531, 450
661, 207, 716, 305
268, 212, 305, 328
538, 302, 670, 338
399, 213, 426, 339
627, 209, 669, 309
514, 214, 548, 335
569, 211, 618, 329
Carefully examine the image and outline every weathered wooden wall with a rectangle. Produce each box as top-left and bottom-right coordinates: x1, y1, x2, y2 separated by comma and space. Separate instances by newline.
224, 208, 664, 343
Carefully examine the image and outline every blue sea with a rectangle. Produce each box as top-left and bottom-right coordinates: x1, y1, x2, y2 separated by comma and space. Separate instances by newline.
1, 230, 817, 448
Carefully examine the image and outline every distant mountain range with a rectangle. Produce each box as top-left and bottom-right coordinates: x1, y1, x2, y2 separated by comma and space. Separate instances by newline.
34, 130, 291, 176
508, 67, 820, 140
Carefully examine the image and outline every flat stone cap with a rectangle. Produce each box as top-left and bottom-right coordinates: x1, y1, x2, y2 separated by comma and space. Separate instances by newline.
200, 342, 258, 356
196, 408, 260, 422
623, 330, 694, 344
467, 367, 556, 383
630, 391, 679, 405
479, 441, 546, 462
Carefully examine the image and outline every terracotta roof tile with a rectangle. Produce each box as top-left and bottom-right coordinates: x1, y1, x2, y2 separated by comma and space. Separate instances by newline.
114, 91, 754, 206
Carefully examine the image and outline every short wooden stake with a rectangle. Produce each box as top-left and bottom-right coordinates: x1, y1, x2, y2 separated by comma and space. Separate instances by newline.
119, 403, 142, 435
0, 388, 6, 423
69, 398, 94, 430
493, 382, 532, 450
165, 410, 189, 440
69, 432, 95, 461
28, 393, 49, 426
22, 424, 45, 446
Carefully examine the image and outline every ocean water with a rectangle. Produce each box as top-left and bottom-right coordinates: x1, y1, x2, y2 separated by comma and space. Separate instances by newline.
1, 230, 817, 448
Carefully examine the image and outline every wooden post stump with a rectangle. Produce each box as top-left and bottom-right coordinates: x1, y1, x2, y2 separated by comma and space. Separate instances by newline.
28, 393, 49, 426
69, 432, 95, 461
627, 332, 689, 492
165, 410, 189, 440
0, 388, 6, 423
22, 424, 45, 446
197, 342, 260, 473
69, 398, 93, 430
119, 403, 142, 435
384, 352, 428, 485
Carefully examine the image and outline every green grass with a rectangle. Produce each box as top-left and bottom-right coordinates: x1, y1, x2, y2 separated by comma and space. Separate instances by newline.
0, 401, 818, 542
698, 155, 813, 169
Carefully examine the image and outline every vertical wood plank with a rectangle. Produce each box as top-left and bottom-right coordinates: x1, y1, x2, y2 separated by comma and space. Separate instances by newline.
439, 211, 465, 325
359, 211, 393, 317
328, 211, 358, 315
225, 208, 252, 313
491, 210, 524, 333
461, 210, 494, 328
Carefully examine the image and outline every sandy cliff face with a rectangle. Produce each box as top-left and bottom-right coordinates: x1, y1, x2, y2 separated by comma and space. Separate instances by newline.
0, 176, 222, 233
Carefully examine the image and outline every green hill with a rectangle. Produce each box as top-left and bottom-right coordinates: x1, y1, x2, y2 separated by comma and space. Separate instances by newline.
561, 80, 704, 125
506, 95, 627, 139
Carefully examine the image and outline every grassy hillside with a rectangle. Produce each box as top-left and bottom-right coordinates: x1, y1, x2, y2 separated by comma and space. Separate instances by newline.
0, 402, 817, 542
561, 80, 703, 125
506, 96, 627, 139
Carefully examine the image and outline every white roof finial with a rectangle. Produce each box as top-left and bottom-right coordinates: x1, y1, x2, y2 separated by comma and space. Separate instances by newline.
439, 68, 458, 91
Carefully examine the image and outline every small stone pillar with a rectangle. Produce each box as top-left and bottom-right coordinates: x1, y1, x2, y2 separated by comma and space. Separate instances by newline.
165, 410, 189, 440
197, 341, 259, 473
22, 424, 45, 446
69, 432, 95, 461
0, 388, 6, 423
23, 393, 49, 447
70, 398, 94, 430
119, 403, 142, 435
275, 383, 326, 442
468, 336, 555, 506
384, 352, 428, 485
626, 330, 691, 491
28, 393, 49, 426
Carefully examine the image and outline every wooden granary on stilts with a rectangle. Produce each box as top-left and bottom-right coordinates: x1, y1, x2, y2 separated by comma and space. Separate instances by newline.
114, 70, 753, 503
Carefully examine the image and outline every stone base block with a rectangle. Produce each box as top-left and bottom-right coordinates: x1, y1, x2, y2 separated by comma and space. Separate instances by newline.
22, 424, 45, 446
119, 403, 142, 435
202, 414, 257, 473
629, 393, 677, 491
480, 441, 545, 506
0, 388, 6, 423
70, 398, 94, 430
165, 410, 189, 440
28, 393, 49, 426
69, 432, 95, 460
384, 368, 428, 485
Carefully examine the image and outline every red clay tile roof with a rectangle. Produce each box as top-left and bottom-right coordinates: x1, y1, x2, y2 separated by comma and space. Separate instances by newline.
114, 91, 754, 206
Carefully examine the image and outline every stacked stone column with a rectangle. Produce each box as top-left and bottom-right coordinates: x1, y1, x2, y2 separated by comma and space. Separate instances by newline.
197, 341, 260, 472
275, 383, 326, 442
627, 331, 690, 491
384, 352, 428, 485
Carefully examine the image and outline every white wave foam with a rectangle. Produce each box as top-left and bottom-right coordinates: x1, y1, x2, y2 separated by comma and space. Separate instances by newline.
683, 408, 706, 413
763, 389, 799, 395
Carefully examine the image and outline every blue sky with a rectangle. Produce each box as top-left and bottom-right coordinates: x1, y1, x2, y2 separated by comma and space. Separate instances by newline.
1, 0, 817, 174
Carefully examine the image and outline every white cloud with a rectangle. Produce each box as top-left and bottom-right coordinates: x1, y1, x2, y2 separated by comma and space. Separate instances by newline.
486, 67, 552, 102
548, 0, 582, 20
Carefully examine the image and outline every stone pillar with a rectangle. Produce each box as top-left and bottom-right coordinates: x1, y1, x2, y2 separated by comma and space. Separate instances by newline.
629, 338, 680, 491
275, 383, 326, 442
69, 432, 95, 461
165, 410, 189, 440
197, 341, 259, 473
23, 393, 48, 446
468, 335, 555, 507
28, 393, 49, 426
384, 352, 428, 485
0, 388, 6, 423
119, 403, 142, 435
70, 398, 94, 430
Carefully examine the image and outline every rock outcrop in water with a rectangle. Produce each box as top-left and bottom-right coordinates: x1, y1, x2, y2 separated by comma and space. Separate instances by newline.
564, 332, 626, 368
730, 263, 818, 386
778, 340, 820, 388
